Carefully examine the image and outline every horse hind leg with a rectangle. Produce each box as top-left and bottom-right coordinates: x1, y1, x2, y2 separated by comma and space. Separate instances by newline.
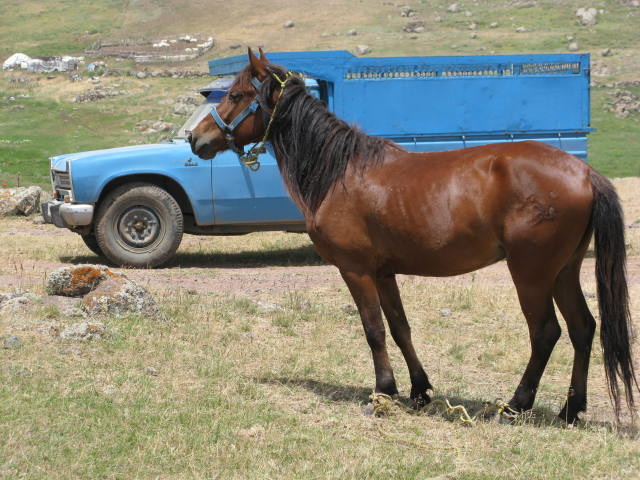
507, 260, 562, 414
553, 258, 596, 423
377, 274, 432, 408
340, 269, 399, 396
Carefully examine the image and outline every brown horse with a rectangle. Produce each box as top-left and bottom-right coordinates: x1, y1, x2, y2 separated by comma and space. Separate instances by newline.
189, 49, 637, 423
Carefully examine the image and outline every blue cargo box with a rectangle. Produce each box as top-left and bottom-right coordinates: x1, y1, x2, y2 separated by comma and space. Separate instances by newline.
209, 50, 591, 160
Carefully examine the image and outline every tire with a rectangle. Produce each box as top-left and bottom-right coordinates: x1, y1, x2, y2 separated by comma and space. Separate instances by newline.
80, 233, 104, 257
95, 183, 183, 268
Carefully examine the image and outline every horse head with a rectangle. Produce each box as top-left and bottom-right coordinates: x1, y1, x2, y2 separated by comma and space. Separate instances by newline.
188, 48, 270, 160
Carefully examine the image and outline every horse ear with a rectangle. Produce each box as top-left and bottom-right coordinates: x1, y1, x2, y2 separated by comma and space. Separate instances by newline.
248, 47, 268, 80
258, 47, 269, 63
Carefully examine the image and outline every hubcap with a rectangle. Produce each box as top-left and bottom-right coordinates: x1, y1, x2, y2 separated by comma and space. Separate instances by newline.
118, 207, 160, 248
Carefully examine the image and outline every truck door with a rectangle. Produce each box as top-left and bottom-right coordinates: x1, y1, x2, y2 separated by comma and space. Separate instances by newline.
211, 79, 324, 225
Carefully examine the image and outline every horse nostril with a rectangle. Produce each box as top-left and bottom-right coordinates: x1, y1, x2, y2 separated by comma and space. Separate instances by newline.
186, 131, 193, 144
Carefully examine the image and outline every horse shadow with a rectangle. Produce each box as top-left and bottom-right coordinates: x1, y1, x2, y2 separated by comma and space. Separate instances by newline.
256, 375, 633, 432
60, 244, 325, 269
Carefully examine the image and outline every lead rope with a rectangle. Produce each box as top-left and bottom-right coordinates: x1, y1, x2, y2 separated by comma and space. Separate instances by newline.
238, 71, 296, 171
369, 393, 519, 454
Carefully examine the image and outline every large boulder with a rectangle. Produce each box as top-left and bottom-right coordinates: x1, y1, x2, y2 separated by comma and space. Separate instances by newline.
0, 186, 43, 216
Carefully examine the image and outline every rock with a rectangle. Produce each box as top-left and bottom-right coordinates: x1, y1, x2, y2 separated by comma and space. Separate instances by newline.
576, 7, 598, 26
566, 35, 574, 41
607, 89, 640, 119
469, 22, 477, 30
0, 186, 43, 216
136, 71, 147, 79
83, 276, 162, 318
256, 300, 282, 312
46, 265, 116, 297
238, 424, 265, 439
439, 308, 452, 317
3, 335, 23, 349
146, 366, 159, 376
568, 42, 579, 51
60, 321, 106, 340
341, 303, 358, 316
347, 29, 358, 36
354, 45, 372, 55
490, 22, 499, 28
470, 32, 478, 38
283, 20, 295, 28
404, 21, 425, 33
447, 3, 459, 13
400, 6, 416, 17
0, 289, 40, 313
601, 48, 612, 57
229, 43, 242, 49
515, 26, 527, 33
434, 15, 443, 22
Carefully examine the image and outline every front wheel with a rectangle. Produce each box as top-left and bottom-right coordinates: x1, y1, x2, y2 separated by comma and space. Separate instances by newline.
80, 233, 103, 257
95, 183, 183, 268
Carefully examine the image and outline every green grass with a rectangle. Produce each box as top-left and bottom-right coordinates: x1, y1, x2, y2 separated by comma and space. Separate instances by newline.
590, 87, 640, 178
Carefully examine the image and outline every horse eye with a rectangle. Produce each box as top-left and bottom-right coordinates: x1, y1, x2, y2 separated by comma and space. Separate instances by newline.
228, 91, 243, 102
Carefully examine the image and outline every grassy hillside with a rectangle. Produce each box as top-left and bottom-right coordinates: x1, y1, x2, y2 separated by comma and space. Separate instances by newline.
1, 0, 639, 189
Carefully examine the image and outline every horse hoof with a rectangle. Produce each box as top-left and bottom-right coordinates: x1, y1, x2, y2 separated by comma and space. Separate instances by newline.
411, 392, 431, 410
558, 408, 581, 425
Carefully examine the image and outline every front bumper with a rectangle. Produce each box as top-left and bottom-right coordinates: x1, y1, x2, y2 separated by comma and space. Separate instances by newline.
41, 200, 94, 228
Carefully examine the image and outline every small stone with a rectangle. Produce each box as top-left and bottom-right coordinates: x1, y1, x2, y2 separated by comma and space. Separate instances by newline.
490, 22, 499, 28
566, 35, 574, 41
146, 366, 159, 376
3, 335, 23, 349
434, 15, 443, 22
320, 32, 331, 38
469, 22, 477, 30
439, 308, 452, 317
464, 11, 472, 17
576, 7, 598, 26
515, 26, 527, 33
362, 403, 375, 416
568, 42, 579, 51
256, 300, 282, 312
341, 304, 358, 316
283, 20, 295, 28
347, 29, 358, 36
229, 43, 242, 49
447, 3, 459, 13
136, 71, 147, 79
238, 424, 265, 439
354, 45, 372, 55
400, 6, 416, 17
470, 32, 477, 38
601, 48, 612, 57
60, 321, 106, 341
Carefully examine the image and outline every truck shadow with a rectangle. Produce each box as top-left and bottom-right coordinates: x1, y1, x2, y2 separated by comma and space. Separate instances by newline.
61, 244, 326, 268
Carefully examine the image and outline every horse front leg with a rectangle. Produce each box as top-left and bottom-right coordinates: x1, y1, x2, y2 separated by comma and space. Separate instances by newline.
377, 274, 432, 408
340, 270, 398, 396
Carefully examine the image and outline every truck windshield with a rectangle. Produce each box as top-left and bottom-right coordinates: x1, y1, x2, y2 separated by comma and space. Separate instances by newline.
175, 98, 219, 139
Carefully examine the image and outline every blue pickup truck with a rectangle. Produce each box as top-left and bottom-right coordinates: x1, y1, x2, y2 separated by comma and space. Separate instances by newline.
42, 50, 591, 267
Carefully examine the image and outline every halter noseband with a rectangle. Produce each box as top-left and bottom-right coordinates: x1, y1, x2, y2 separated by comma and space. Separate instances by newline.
209, 71, 295, 171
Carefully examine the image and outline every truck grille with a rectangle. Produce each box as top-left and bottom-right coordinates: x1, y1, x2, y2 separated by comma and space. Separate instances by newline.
52, 171, 71, 189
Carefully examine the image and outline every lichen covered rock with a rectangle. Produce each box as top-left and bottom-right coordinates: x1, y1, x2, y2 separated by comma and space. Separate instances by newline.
83, 276, 161, 318
46, 265, 117, 297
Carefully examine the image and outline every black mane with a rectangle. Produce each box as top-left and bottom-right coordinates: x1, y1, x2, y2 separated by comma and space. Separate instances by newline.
248, 63, 397, 214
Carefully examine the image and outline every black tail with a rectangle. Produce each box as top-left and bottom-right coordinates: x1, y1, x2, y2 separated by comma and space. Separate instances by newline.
590, 172, 638, 417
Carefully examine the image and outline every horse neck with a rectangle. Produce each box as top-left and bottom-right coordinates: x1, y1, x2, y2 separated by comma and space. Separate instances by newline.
267, 86, 388, 215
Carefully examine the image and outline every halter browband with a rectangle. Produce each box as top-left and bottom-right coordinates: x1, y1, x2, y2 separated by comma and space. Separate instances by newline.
209, 71, 295, 171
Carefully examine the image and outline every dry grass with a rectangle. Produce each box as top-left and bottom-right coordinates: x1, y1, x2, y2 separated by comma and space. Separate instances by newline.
1, 178, 640, 479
